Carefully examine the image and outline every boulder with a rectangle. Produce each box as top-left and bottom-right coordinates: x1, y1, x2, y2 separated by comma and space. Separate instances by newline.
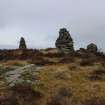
87, 43, 98, 53
55, 28, 74, 54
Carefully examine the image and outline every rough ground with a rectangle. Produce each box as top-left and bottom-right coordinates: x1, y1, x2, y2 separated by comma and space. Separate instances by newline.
0, 49, 105, 105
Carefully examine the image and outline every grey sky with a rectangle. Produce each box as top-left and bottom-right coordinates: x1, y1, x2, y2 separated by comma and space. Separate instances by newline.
0, 0, 105, 51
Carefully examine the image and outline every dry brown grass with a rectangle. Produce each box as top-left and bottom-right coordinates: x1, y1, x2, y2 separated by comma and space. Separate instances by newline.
87, 68, 105, 81
47, 87, 72, 105
58, 57, 74, 64
2, 60, 28, 67
80, 58, 95, 66
34, 61, 105, 105
81, 97, 105, 105
30, 56, 56, 66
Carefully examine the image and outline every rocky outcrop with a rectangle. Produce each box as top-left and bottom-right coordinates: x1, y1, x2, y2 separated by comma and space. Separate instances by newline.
19, 37, 27, 49
55, 28, 74, 54
87, 43, 98, 53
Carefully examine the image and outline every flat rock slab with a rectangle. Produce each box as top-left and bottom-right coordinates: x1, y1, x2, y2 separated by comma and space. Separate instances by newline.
4, 64, 42, 87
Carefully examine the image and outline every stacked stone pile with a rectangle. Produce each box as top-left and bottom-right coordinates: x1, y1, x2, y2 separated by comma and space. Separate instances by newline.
55, 28, 74, 54
19, 37, 27, 49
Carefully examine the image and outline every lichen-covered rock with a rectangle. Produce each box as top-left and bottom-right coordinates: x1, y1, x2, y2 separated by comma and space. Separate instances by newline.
55, 28, 74, 54
19, 37, 27, 49
4, 64, 41, 87
87, 43, 98, 53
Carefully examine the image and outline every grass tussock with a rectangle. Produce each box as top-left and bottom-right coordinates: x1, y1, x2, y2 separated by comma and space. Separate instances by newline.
82, 97, 105, 105
44, 52, 64, 58
3, 60, 28, 67
30, 56, 56, 66
47, 87, 72, 105
58, 57, 74, 64
88, 68, 105, 81
80, 58, 95, 66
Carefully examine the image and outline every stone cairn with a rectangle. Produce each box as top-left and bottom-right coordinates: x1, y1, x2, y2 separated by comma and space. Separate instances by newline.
19, 37, 27, 49
87, 43, 98, 53
55, 28, 74, 54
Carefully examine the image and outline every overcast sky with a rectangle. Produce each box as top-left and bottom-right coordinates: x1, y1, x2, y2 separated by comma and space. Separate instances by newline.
0, 0, 105, 51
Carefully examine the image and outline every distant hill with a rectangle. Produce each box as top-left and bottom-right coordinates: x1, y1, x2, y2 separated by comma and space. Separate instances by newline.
0, 45, 17, 49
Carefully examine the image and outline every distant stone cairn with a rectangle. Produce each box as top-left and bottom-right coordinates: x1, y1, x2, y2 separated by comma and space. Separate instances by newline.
55, 28, 74, 54
87, 43, 98, 53
19, 37, 27, 49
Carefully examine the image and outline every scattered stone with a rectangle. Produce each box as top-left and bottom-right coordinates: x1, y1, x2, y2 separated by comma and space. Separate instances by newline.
76, 48, 87, 54
87, 43, 98, 53
76, 48, 89, 58
19, 37, 27, 49
55, 28, 74, 54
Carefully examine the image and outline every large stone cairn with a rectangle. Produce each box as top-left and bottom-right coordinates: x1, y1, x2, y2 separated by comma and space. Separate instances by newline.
55, 28, 74, 54
19, 37, 27, 49
87, 43, 98, 53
